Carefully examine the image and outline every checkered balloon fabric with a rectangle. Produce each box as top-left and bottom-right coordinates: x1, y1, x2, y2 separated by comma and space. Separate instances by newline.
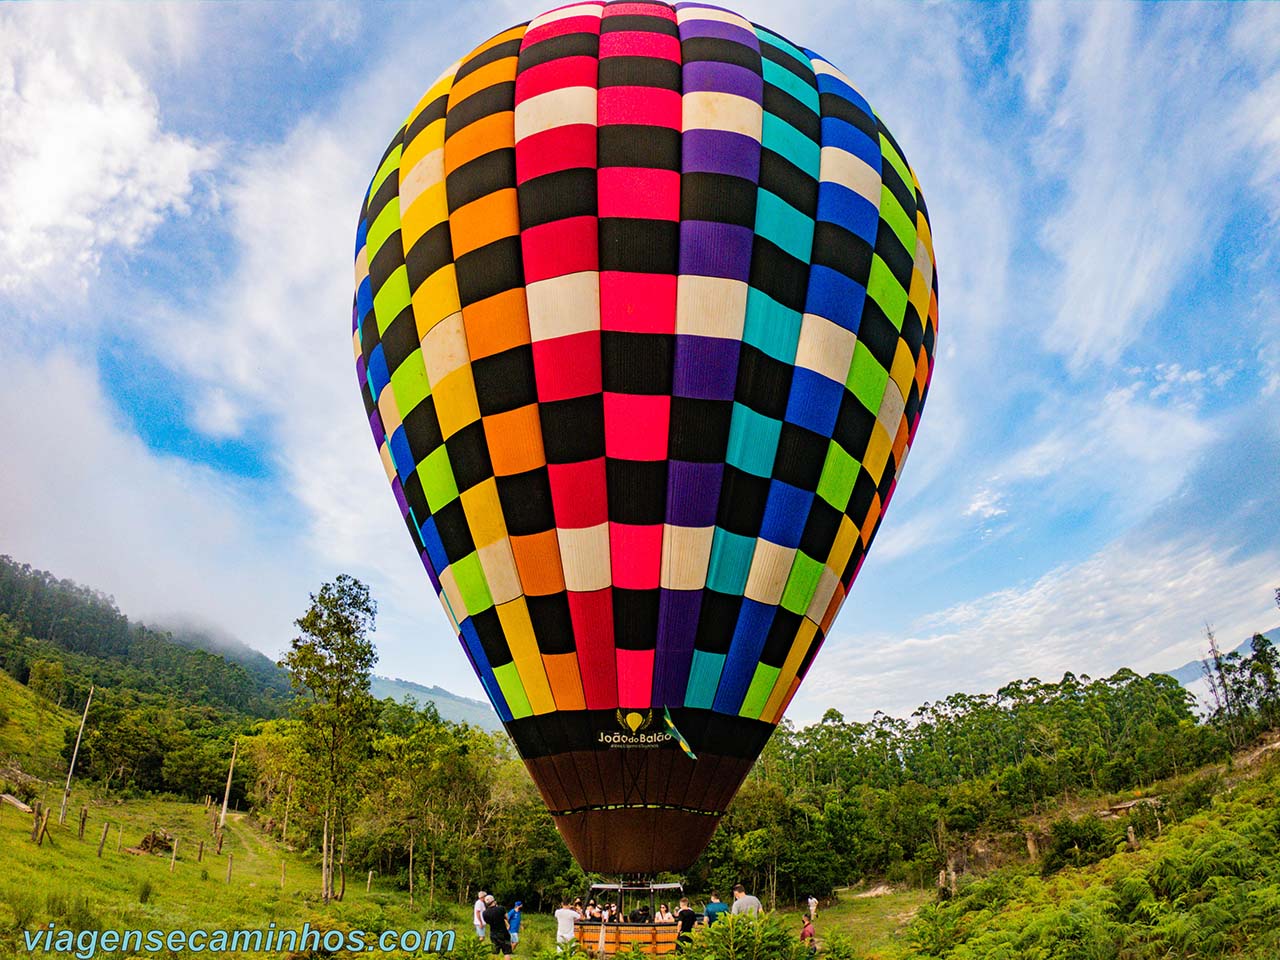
352, 0, 937, 874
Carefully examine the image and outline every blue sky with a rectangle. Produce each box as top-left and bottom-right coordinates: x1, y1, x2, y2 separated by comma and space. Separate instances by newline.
1, 2, 1276, 724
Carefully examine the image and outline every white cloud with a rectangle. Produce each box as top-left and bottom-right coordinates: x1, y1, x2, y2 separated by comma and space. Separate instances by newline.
1231, 4, 1280, 220
188, 387, 245, 439
134, 31, 486, 693
0, 6, 216, 294
964, 489, 1007, 521
981, 382, 1214, 528
1024, 4, 1277, 371
1145, 362, 1237, 403
793, 533, 1280, 723
0, 349, 309, 654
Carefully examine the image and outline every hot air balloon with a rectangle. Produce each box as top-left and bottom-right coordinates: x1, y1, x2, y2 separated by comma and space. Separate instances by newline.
352, 0, 937, 875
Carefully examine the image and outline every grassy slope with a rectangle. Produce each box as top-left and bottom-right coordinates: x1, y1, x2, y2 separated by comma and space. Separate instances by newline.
0, 666, 571, 958
0, 668, 76, 781
0, 791, 563, 957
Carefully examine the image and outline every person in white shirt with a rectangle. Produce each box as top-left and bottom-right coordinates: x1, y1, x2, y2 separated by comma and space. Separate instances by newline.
554, 898, 580, 947
807, 895, 818, 921
731, 884, 763, 915
473, 890, 488, 939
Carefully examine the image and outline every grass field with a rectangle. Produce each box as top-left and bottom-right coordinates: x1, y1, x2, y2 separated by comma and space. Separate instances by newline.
0, 783, 570, 957
810, 888, 932, 958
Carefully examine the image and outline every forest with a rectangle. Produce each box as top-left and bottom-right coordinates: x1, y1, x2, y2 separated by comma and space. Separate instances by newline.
1, 556, 1278, 957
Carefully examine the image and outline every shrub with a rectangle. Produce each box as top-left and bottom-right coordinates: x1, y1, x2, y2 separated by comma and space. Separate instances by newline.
443, 935, 497, 960
680, 912, 810, 960
1042, 815, 1119, 875
821, 932, 861, 959
527, 939, 588, 960
1166, 774, 1221, 821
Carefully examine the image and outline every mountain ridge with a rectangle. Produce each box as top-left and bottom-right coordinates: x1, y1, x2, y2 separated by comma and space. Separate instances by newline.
1161, 626, 1278, 687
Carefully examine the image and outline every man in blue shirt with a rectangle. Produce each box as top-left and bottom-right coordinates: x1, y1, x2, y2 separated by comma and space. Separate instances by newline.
704, 892, 729, 925
506, 901, 523, 948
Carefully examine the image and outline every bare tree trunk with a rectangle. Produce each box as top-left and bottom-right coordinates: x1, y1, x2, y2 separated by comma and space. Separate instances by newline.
338, 819, 347, 902
282, 777, 294, 842
321, 809, 331, 904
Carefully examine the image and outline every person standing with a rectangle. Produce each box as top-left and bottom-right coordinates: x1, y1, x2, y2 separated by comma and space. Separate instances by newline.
473, 891, 488, 939
675, 897, 699, 951
807, 895, 818, 921
555, 898, 580, 949
483, 897, 513, 956
800, 914, 816, 953
506, 901, 523, 950
704, 892, 728, 925
731, 885, 762, 915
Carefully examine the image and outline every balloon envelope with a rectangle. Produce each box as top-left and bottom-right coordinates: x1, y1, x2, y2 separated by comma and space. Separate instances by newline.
353, 0, 938, 874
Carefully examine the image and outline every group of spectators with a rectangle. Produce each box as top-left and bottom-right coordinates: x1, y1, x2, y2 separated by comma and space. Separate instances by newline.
552, 885, 766, 950
473, 885, 818, 954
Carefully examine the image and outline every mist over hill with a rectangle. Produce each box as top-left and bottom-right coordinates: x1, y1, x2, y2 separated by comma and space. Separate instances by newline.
0, 555, 499, 728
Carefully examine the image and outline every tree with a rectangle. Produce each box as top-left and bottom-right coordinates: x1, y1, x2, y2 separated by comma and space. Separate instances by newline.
279, 575, 378, 903
28, 659, 65, 705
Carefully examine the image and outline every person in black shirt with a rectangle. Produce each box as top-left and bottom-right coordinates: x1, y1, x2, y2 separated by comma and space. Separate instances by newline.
482, 899, 513, 955
675, 897, 698, 950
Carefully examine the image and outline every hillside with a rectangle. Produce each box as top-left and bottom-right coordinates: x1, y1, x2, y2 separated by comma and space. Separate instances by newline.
0, 556, 288, 718
0, 555, 500, 730
165, 625, 502, 730
876, 748, 1280, 959
160, 620, 293, 701
369, 675, 500, 730
0, 667, 75, 782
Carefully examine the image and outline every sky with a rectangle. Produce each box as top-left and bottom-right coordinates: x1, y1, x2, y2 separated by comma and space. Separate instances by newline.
1, 1, 1277, 726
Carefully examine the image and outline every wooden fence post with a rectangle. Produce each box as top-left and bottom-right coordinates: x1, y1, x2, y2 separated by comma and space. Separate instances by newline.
225, 853, 233, 884
78, 806, 87, 840
97, 822, 109, 857
281, 861, 286, 889
216, 831, 224, 855
170, 837, 180, 872
116, 823, 122, 853
197, 840, 204, 862
367, 870, 373, 892
36, 809, 51, 846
